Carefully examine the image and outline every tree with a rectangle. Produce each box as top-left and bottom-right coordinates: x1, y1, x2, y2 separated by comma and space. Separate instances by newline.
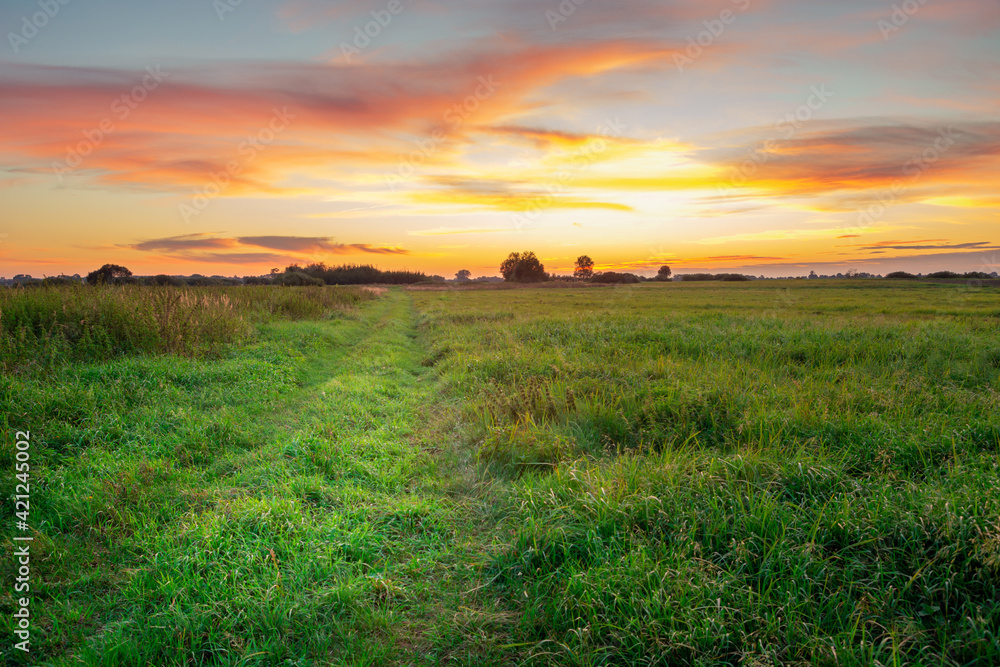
655, 265, 672, 281
573, 255, 595, 280
455, 269, 472, 282
499, 251, 546, 282
86, 264, 132, 285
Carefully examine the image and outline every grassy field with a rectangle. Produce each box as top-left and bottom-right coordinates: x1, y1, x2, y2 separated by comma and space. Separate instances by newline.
2, 280, 999, 665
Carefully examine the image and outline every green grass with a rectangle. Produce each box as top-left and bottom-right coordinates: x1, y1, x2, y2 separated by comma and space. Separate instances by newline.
1, 280, 998, 665
412, 281, 1000, 665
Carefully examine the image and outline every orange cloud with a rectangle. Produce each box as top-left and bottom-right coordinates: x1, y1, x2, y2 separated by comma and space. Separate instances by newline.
0, 39, 675, 197
124, 234, 409, 264
698, 121, 1000, 210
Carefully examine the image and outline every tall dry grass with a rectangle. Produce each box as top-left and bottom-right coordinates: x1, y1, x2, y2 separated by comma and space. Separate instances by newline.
0, 284, 377, 370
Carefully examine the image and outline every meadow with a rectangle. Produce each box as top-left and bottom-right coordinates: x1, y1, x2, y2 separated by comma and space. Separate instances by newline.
1, 280, 998, 665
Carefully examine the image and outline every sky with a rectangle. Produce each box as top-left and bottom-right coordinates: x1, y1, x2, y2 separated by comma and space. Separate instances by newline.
0, 0, 998, 278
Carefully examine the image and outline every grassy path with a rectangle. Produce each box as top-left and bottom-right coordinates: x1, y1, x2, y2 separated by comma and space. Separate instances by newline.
5, 289, 510, 665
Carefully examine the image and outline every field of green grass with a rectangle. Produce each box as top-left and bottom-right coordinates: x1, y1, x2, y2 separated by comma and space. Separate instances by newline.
2, 280, 999, 665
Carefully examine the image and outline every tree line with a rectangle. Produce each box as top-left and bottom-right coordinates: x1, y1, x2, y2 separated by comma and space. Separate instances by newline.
24, 256, 757, 288
70, 263, 430, 286
491, 252, 674, 284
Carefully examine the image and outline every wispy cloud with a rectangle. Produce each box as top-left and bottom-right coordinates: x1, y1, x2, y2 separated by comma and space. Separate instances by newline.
854, 240, 997, 252
238, 236, 408, 254
697, 226, 884, 246
126, 234, 409, 263
131, 233, 236, 252
701, 120, 1000, 208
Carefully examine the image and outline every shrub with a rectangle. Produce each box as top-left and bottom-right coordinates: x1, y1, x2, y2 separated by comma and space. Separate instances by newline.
886, 271, 917, 279
591, 271, 642, 284
675, 273, 750, 282
289, 262, 426, 285
183, 276, 219, 286
41, 277, 81, 287
144, 275, 185, 287
276, 271, 324, 287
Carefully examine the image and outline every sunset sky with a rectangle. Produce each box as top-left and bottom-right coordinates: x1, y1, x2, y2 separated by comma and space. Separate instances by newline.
1, 0, 998, 278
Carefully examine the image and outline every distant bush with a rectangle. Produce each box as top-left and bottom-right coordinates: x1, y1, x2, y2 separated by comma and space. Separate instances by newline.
886, 271, 917, 280
183, 276, 220, 286
40, 276, 81, 287
591, 271, 642, 284
185, 276, 241, 286
241, 276, 273, 285
144, 275, 185, 287
926, 271, 992, 281
287, 262, 426, 285
676, 273, 750, 282
275, 271, 324, 287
